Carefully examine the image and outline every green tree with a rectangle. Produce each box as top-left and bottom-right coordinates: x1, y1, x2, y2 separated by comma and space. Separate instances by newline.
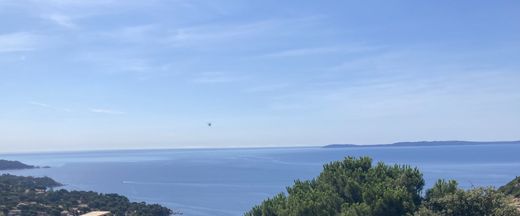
418, 179, 519, 216
424, 179, 458, 201
245, 156, 424, 216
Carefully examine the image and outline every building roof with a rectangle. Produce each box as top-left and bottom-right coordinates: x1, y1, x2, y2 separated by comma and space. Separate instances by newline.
80, 211, 111, 216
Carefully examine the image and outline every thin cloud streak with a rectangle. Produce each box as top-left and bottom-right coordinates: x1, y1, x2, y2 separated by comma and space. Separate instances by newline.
27, 101, 72, 112
262, 44, 381, 58
44, 14, 78, 29
263, 47, 341, 58
0, 32, 40, 53
99, 24, 158, 43
27, 101, 51, 108
244, 83, 290, 93
164, 16, 323, 48
89, 108, 126, 115
74, 51, 163, 74
192, 72, 247, 84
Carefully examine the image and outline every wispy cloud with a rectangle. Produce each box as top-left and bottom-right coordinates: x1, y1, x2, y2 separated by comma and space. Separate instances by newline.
6, 0, 158, 28
24, 0, 141, 10
263, 47, 341, 58
75, 51, 161, 74
99, 24, 157, 43
269, 103, 305, 111
27, 101, 72, 112
165, 17, 322, 48
166, 23, 261, 47
263, 44, 381, 58
28, 101, 125, 114
192, 72, 246, 84
28, 101, 51, 108
245, 83, 290, 93
0, 32, 40, 53
33, 0, 118, 7
90, 19, 283, 49
89, 108, 126, 115
44, 14, 78, 29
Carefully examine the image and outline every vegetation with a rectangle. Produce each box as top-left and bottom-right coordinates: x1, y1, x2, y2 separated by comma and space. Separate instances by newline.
499, 176, 520, 198
246, 157, 424, 216
246, 156, 520, 216
0, 160, 36, 170
0, 174, 175, 216
417, 179, 519, 216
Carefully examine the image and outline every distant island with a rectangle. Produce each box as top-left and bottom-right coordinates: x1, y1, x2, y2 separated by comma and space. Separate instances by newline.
0, 159, 43, 170
324, 140, 520, 148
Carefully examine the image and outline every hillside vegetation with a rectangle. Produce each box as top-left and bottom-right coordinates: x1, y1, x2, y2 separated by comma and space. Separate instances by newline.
500, 176, 520, 198
0, 174, 175, 216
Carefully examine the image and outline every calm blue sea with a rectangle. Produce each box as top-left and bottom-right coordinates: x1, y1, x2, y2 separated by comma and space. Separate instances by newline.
1, 144, 520, 216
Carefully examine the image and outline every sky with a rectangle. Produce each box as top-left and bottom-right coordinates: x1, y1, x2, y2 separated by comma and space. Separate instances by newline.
0, 0, 519, 152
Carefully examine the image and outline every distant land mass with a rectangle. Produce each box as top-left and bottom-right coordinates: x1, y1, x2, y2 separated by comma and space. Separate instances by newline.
0, 159, 47, 170
323, 140, 520, 148
0, 174, 174, 215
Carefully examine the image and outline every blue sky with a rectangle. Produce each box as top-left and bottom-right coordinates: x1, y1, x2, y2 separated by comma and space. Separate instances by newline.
1, 0, 519, 152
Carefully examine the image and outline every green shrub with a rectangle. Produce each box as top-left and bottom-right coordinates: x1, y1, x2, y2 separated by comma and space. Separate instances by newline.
246, 157, 520, 216
245, 156, 424, 216
499, 176, 520, 197
418, 180, 520, 216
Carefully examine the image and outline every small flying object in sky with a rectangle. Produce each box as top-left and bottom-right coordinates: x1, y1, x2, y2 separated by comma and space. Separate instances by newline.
208, 122, 212, 127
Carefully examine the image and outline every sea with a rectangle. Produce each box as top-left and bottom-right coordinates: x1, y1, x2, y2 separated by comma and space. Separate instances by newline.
1, 144, 520, 216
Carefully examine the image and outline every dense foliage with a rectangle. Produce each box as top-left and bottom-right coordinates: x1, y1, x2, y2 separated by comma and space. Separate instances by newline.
416, 179, 519, 216
246, 157, 520, 216
246, 156, 425, 216
0, 160, 36, 170
0, 174, 175, 216
499, 176, 520, 198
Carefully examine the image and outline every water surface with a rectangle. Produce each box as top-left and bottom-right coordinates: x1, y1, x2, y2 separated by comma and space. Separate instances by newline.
1, 144, 519, 216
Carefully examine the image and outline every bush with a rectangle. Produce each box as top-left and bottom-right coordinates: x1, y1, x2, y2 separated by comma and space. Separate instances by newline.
417, 180, 520, 216
499, 176, 520, 198
246, 157, 520, 216
245, 156, 424, 216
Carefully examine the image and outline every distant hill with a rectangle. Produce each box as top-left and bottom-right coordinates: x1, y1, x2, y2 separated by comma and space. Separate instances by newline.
0, 159, 37, 170
323, 140, 520, 148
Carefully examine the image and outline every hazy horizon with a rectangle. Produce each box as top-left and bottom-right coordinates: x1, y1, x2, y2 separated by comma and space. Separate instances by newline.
1, 1, 519, 152
2, 139, 520, 155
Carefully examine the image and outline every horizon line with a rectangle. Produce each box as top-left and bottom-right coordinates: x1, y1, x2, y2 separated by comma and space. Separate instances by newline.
1, 139, 519, 155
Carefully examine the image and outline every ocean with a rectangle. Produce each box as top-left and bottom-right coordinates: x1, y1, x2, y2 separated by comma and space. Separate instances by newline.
1, 144, 520, 216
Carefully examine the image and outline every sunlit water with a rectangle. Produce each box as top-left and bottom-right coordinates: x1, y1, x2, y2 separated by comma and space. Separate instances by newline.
1, 144, 520, 216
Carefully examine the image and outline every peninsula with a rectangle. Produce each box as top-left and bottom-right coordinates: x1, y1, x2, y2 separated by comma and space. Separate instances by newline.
324, 140, 520, 148
0, 159, 38, 170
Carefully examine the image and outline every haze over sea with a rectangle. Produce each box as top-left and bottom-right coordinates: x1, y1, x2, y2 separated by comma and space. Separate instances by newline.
1, 143, 520, 216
